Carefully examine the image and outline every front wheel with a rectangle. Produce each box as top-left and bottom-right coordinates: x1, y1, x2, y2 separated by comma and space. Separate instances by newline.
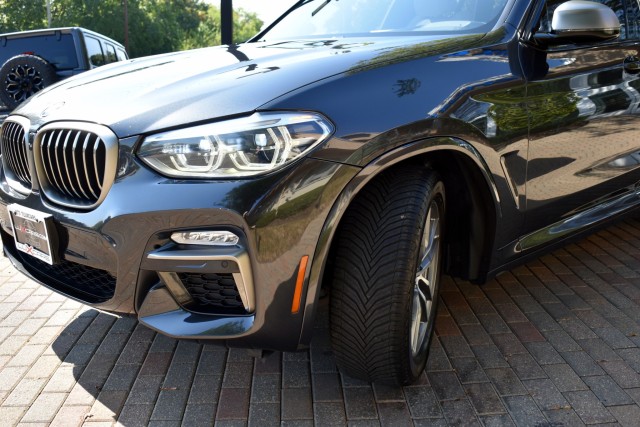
330, 164, 445, 385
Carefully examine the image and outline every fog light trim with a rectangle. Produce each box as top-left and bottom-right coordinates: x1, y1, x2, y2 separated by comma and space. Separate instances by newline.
171, 230, 239, 246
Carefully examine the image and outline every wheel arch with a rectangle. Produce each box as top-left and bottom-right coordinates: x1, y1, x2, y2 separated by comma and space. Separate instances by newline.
298, 136, 500, 347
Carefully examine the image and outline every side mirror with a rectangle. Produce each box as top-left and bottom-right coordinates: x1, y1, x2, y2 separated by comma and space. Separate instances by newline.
534, 0, 620, 47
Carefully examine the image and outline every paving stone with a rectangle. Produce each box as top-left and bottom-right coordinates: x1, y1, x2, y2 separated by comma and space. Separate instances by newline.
478, 414, 516, 427
282, 361, 310, 388
88, 390, 128, 422
524, 341, 564, 365
281, 388, 313, 420
492, 333, 528, 357
564, 390, 616, 424
50, 404, 92, 427
342, 387, 377, 419
125, 375, 163, 405
21, 392, 66, 423
579, 338, 624, 362
403, 386, 440, 418
543, 408, 586, 426
0, 407, 28, 426
163, 361, 196, 389
450, 357, 488, 384
3, 377, 47, 406
215, 387, 250, 420
467, 297, 498, 316
464, 382, 505, 415
309, 347, 337, 374
139, 352, 173, 376
544, 363, 588, 392
116, 404, 154, 427
427, 371, 465, 400
484, 368, 526, 396
314, 402, 346, 425
506, 353, 546, 380
222, 362, 253, 389
477, 314, 511, 335
247, 402, 278, 427
250, 374, 280, 403
508, 322, 545, 343
376, 402, 412, 427
527, 311, 562, 332
599, 360, 640, 389
521, 378, 569, 411
593, 327, 636, 349
502, 395, 547, 427
102, 364, 141, 391
584, 376, 635, 407
542, 329, 582, 352
471, 345, 509, 369
439, 335, 474, 358
372, 384, 405, 402
607, 404, 640, 427
441, 399, 481, 426
459, 323, 492, 346
311, 373, 342, 403
561, 351, 606, 377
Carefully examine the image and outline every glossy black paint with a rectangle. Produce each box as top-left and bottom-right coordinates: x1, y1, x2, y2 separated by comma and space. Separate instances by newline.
1, 0, 640, 351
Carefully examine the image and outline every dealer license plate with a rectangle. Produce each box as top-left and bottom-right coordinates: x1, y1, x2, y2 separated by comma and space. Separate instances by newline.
7, 204, 57, 265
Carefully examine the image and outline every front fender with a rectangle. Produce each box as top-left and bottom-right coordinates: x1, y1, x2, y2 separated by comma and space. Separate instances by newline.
298, 136, 500, 347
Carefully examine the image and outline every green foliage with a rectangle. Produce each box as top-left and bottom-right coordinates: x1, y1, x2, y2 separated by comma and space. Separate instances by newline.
0, 0, 263, 58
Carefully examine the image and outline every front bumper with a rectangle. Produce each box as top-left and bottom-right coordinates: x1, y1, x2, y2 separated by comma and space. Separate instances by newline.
0, 135, 359, 350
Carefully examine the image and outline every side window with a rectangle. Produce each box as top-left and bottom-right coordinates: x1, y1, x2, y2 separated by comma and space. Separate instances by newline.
85, 36, 105, 67
539, 0, 627, 40
116, 48, 127, 61
105, 44, 117, 64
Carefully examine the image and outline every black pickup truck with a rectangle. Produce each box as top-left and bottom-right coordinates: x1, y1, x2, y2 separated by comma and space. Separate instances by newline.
0, 27, 127, 114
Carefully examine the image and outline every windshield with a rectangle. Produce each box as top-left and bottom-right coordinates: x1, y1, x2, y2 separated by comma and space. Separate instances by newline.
259, 0, 509, 41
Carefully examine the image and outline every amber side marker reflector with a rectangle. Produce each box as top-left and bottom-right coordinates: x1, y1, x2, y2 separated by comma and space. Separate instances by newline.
292, 255, 309, 314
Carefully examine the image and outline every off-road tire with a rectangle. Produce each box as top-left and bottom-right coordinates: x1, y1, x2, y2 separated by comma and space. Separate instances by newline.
330, 165, 445, 385
0, 55, 57, 109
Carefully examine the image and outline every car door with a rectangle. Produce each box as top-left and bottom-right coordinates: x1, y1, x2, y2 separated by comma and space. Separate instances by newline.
521, 0, 640, 249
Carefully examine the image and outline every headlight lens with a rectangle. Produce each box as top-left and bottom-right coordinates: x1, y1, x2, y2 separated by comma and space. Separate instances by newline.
137, 112, 333, 178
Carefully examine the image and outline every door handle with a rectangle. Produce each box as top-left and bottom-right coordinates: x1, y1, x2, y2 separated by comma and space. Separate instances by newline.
624, 56, 640, 74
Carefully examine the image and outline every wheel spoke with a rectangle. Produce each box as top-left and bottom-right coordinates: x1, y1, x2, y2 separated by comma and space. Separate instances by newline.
410, 199, 442, 358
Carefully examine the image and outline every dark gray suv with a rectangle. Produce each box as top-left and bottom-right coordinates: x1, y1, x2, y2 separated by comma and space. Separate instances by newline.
0, 0, 638, 385
0, 27, 128, 110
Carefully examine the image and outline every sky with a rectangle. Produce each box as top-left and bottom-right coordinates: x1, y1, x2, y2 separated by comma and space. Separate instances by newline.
208, 1, 298, 26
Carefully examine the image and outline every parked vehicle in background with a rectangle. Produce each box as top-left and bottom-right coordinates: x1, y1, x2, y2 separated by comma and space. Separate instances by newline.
0, 0, 638, 386
0, 27, 127, 111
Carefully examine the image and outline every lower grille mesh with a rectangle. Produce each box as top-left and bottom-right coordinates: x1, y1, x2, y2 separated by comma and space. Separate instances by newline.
19, 254, 116, 304
178, 272, 245, 314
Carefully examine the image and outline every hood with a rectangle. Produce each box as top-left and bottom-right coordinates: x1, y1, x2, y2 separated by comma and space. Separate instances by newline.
15, 35, 464, 138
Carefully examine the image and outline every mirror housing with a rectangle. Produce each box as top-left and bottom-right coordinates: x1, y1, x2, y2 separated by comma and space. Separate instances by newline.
533, 0, 620, 47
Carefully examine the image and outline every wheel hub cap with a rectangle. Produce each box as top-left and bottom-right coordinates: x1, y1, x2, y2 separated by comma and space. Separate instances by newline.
5, 65, 44, 103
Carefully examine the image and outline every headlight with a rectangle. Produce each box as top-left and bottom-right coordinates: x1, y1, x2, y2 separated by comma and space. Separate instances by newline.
137, 112, 334, 178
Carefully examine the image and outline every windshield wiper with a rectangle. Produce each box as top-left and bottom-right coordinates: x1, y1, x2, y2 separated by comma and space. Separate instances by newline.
312, 0, 333, 17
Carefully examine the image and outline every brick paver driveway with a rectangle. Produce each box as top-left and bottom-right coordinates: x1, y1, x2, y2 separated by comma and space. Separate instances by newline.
1, 219, 640, 426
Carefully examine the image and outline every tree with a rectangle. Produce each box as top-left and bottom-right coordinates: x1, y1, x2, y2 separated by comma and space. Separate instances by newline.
0, 0, 263, 58
0, 0, 46, 32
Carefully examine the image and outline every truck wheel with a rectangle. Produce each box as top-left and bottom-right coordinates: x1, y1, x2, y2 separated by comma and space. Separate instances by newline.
0, 55, 57, 109
330, 165, 445, 385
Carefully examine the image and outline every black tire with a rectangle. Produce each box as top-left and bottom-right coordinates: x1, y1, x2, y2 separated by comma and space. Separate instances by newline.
0, 55, 57, 109
330, 164, 445, 385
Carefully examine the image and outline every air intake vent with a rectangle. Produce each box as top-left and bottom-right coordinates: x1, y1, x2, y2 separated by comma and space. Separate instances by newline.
0, 117, 31, 194
34, 122, 118, 209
